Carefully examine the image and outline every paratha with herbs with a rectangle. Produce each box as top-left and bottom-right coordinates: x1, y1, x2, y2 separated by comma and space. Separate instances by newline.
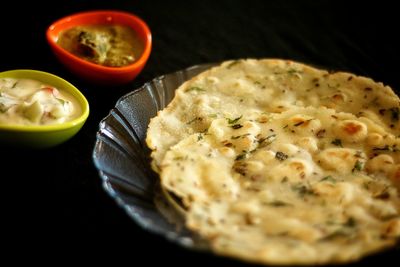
145, 59, 400, 265
160, 106, 400, 265
146, 59, 400, 172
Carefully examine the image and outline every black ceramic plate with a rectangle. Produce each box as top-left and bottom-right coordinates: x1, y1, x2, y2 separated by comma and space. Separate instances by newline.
92, 62, 399, 266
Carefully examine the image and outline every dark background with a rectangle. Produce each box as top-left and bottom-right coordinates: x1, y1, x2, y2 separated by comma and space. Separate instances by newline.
1, 0, 399, 265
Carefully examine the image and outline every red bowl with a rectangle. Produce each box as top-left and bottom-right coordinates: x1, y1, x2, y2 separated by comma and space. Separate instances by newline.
46, 10, 152, 85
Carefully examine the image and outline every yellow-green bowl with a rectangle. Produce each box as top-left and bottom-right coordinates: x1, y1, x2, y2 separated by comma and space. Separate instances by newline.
0, 69, 90, 148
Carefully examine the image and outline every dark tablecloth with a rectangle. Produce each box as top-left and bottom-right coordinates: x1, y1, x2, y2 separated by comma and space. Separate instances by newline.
1, 0, 398, 265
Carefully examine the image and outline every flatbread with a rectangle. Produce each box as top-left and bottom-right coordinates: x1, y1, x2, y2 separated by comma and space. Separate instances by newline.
145, 59, 400, 265
146, 59, 400, 172
160, 106, 400, 265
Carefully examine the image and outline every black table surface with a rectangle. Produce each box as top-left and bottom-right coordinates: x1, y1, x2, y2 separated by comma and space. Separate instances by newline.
2, 0, 399, 265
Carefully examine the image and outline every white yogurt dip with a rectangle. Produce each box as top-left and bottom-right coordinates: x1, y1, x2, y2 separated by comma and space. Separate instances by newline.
0, 78, 81, 125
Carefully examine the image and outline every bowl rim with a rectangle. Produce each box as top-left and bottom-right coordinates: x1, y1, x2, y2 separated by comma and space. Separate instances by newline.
0, 69, 90, 132
46, 9, 152, 74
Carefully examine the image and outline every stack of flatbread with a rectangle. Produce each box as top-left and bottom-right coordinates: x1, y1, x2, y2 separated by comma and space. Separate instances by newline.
146, 59, 400, 265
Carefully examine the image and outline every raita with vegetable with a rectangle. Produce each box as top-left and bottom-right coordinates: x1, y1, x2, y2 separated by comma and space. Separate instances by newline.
0, 78, 81, 125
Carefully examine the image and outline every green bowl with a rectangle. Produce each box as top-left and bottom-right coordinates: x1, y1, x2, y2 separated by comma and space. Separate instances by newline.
0, 69, 90, 148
